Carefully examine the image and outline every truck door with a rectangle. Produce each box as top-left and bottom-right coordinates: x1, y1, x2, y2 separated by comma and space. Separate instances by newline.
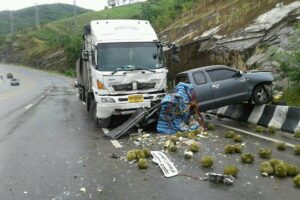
190, 70, 214, 112
206, 68, 248, 107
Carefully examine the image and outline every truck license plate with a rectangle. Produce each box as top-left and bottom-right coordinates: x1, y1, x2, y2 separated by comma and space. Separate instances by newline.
128, 95, 144, 103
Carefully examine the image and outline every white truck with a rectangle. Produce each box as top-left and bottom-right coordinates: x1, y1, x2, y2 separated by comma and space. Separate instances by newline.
75, 20, 169, 127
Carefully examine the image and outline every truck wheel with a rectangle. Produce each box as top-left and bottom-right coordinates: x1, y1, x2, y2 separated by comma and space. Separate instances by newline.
89, 100, 111, 128
86, 91, 91, 111
253, 85, 270, 105
82, 87, 86, 102
78, 88, 83, 100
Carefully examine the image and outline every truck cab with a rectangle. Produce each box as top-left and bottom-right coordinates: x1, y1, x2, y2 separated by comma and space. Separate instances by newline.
76, 20, 167, 127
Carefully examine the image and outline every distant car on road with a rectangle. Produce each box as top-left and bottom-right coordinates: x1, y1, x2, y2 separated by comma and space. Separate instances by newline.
175, 65, 274, 112
10, 78, 20, 86
6, 73, 13, 79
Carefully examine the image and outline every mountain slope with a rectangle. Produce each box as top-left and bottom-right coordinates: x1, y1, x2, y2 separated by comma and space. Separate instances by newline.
0, 3, 91, 35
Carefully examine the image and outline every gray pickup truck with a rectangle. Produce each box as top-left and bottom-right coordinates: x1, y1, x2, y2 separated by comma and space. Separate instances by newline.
175, 65, 274, 112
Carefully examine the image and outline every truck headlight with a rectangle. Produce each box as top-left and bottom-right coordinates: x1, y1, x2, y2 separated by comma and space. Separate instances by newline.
101, 97, 115, 103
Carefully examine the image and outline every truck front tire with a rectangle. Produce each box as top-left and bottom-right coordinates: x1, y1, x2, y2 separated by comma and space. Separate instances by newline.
89, 99, 111, 128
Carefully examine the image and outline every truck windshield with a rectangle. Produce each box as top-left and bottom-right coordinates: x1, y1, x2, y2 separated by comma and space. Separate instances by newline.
96, 42, 164, 71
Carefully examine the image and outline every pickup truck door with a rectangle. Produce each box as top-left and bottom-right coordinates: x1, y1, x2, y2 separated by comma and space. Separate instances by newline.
206, 68, 248, 107
189, 70, 214, 112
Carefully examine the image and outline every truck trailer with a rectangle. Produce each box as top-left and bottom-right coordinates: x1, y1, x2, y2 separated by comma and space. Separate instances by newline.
75, 19, 168, 127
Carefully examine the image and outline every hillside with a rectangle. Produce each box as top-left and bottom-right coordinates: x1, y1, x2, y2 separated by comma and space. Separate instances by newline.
0, 0, 299, 77
0, 3, 91, 35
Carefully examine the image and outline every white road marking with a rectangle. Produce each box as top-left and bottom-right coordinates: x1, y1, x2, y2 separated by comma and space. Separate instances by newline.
41, 95, 44, 98
82, 102, 86, 106
110, 140, 123, 148
102, 128, 109, 135
217, 123, 295, 148
25, 104, 33, 109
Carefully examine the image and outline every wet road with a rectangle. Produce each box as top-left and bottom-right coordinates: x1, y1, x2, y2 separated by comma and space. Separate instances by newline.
0, 64, 299, 200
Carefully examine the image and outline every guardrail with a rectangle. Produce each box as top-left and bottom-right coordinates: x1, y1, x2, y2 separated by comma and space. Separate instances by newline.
207, 104, 300, 134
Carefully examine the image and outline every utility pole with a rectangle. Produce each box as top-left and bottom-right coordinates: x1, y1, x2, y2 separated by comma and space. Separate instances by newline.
35, 3, 40, 28
73, 0, 77, 32
10, 11, 14, 34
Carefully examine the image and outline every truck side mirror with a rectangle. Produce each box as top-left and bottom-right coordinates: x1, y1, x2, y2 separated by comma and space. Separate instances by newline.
82, 50, 89, 61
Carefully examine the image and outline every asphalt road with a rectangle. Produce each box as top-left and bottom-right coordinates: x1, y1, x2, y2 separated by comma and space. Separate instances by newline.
0, 64, 299, 200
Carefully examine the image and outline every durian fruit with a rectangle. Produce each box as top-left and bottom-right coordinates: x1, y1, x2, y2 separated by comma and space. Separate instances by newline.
287, 164, 299, 177
255, 126, 264, 133
189, 142, 200, 152
200, 156, 214, 168
277, 142, 286, 151
259, 161, 274, 175
190, 129, 200, 135
258, 148, 272, 159
241, 153, 254, 164
176, 131, 183, 138
187, 132, 196, 139
275, 162, 288, 178
164, 140, 172, 149
224, 145, 236, 154
224, 165, 239, 176
168, 136, 178, 144
225, 130, 236, 138
207, 123, 215, 130
269, 159, 283, 168
294, 131, 300, 138
294, 145, 300, 155
142, 148, 151, 158
168, 143, 177, 152
234, 144, 242, 153
293, 175, 300, 187
268, 126, 276, 134
138, 158, 148, 169
126, 150, 137, 161
233, 134, 242, 143
135, 149, 145, 160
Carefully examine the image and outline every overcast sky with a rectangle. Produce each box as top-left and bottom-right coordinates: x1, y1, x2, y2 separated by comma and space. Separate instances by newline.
0, 0, 107, 11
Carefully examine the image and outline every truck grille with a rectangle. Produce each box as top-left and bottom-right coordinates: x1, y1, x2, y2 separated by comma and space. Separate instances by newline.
113, 82, 156, 91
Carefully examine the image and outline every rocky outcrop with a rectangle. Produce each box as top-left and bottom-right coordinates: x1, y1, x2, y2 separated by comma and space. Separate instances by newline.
166, 1, 300, 82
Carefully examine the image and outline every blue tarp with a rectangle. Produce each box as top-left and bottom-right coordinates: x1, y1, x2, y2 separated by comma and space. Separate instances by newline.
157, 82, 199, 134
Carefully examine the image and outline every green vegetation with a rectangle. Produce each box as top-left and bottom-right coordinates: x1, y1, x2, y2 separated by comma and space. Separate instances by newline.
294, 145, 300, 155
277, 142, 286, 151
295, 131, 300, 138
255, 126, 265, 133
268, 126, 277, 134
0, 4, 91, 35
272, 23, 300, 106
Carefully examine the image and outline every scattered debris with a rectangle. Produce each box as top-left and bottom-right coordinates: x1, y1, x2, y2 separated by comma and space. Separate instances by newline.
110, 140, 123, 148
258, 148, 272, 159
200, 156, 214, 168
80, 187, 86, 194
203, 172, 235, 185
184, 150, 193, 159
151, 151, 179, 177
241, 153, 254, 164
224, 165, 239, 176
277, 142, 286, 151
111, 153, 120, 159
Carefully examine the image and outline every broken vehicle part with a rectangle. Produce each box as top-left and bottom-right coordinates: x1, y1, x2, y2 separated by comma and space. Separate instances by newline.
151, 151, 179, 178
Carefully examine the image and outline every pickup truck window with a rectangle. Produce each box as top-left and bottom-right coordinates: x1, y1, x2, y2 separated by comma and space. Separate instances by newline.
193, 71, 207, 85
175, 74, 190, 85
207, 69, 237, 82
96, 42, 164, 71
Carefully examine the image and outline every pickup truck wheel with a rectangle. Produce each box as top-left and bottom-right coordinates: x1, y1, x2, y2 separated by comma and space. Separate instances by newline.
253, 85, 270, 105
98, 117, 111, 128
